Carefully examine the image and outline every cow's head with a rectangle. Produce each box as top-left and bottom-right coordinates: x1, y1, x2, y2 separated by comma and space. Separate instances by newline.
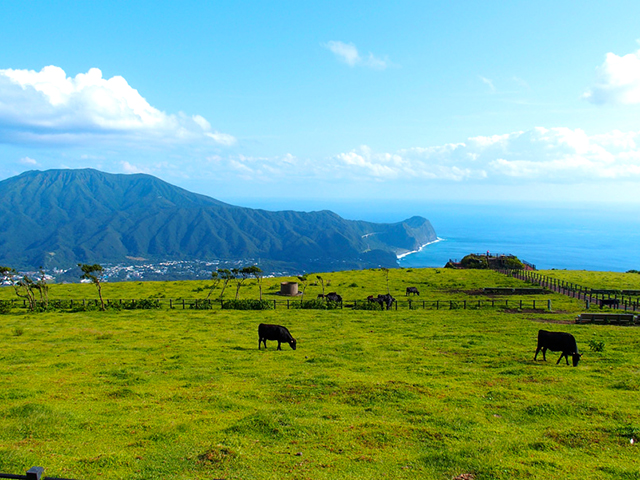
572, 353, 582, 367
289, 338, 297, 350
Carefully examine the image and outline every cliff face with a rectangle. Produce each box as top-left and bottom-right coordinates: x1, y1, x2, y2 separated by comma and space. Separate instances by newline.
0, 169, 437, 272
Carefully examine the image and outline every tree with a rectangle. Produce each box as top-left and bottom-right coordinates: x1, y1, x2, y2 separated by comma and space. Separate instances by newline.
316, 275, 326, 297
217, 269, 235, 299
1, 266, 38, 311
232, 266, 256, 300
33, 267, 49, 308
381, 268, 390, 294
205, 271, 223, 300
79, 263, 106, 311
297, 274, 309, 303
246, 265, 264, 300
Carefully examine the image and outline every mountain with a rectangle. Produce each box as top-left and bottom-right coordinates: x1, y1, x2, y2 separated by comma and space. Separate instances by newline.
0, 169, 437, 273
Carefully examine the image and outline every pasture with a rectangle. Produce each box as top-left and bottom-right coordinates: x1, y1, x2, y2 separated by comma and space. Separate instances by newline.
0, 268, 638, 479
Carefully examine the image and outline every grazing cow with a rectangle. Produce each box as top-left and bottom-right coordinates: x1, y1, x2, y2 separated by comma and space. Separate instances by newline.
599, 298, 619, 309
258, 323, 297, 351
406, 287, 420, 296
326, 292, 342, 303
534, 329, 581, 366
367, 294, 395, 309
317, 294, 325, 299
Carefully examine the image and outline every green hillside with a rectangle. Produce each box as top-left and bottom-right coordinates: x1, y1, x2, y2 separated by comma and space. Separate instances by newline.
0, 268, 638, 479
0, 169, 437, 273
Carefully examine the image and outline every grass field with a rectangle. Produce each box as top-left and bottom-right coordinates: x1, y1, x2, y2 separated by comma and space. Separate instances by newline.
0, 268, 639, 479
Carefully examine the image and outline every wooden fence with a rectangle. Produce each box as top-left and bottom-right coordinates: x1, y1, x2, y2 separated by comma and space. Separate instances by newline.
0, 466, 77, 480
1, 297, 553, 312
500, 269, 640, 313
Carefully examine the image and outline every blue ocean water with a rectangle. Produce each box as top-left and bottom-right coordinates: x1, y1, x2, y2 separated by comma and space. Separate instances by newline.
396, 203, 640, 272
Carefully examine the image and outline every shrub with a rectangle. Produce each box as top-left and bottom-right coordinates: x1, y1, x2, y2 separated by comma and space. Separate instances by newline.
353, 301, 383, 311
222, 299, 273, 310
294, 300, 341, 310
460, 254, 489, 269
0, 300, 12, 314
589, 340, 605, 352
12, 327, 24, 336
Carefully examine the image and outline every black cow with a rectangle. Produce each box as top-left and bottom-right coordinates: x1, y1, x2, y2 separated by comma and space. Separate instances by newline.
599, 298, 619, 309
326, 292, 342, 303
534, 329, 581, 366
258, 323, 297, 351
406, 287, 420, 296
377, 293, 395, 310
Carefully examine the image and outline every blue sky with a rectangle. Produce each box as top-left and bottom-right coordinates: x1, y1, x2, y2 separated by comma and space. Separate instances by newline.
2, 0, 640, 211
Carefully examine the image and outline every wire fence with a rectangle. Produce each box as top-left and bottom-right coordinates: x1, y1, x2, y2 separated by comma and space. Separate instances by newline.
499, 269, 640, 313
0, 296, 554, 312
0, 466, 77, 480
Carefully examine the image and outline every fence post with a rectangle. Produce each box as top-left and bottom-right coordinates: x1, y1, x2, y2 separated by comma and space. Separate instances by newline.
548, 300, 552, 311
273, 300, 276, 309
287, 300, 290, 309
26, 466, 45, 480
436, 300, 439, 310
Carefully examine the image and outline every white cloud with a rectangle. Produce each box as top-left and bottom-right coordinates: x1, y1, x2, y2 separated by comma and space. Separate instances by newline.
188, 127, 640, 186
121, 161, 148, 174
329, 127, 640, 183
323, 41, 389, 69
583, 48, 640, 104
0, 65, 236, 146
19, 156, 38, 165
479, 75, 496, 92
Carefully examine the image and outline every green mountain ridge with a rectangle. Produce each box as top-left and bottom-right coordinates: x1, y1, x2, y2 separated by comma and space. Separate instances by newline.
0, 169, 437, 273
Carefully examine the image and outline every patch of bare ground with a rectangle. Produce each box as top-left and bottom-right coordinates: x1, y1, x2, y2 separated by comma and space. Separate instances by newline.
452, 474, 475, 480
503, 308, 569, 314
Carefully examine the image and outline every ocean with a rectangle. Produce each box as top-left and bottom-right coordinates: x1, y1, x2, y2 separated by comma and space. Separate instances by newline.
395, 203, 640, 272
230, 199, 640, 272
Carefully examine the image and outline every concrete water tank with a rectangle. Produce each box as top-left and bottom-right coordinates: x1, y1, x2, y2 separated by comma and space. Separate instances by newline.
280, 282, 299, 296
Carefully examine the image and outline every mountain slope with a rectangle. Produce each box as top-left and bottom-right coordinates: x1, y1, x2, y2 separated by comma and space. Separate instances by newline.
0, 169, 437, 272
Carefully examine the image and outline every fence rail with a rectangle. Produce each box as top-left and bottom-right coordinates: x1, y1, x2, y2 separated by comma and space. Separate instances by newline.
0, 296, 554, 312
499, 269, 640, 313
0, 466, 77, 480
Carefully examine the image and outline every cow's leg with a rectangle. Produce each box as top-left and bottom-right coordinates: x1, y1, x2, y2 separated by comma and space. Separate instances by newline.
557, 353, 568, 365
542, 347, 547, 361
534, 346, 541, 361
277, 341, 282, 351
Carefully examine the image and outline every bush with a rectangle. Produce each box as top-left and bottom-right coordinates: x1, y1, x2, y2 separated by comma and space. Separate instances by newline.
293, 299, 341, 310
189, 299, 215, 310
353, 301, 383, 311
502, 257, 525, 270
0, 300, 12, 314
222, 299, 274, 310
460, 254, 489, 269
589, 340, 605, 352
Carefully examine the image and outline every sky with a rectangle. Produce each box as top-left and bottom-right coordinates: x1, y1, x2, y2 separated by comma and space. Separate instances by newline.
2, 0, 640, 213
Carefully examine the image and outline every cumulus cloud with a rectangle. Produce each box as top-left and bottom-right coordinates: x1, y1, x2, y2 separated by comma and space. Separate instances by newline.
0, 65, 235, 146
190, 127, 640, 185
323, 41, 389, 69
329, 127, 640, 183
19, 156, 39, 165
583, 48, 640, 104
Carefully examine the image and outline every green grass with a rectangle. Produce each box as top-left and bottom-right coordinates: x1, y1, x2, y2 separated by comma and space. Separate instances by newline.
0, 268, 638, 479
539, 270, 640, 291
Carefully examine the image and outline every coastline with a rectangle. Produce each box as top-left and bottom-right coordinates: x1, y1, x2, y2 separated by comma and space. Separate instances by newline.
396, 237, 444, 259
